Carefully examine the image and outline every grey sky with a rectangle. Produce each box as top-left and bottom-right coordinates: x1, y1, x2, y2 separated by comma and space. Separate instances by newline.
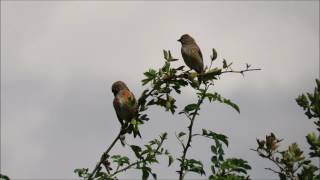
1, 1, 319, 179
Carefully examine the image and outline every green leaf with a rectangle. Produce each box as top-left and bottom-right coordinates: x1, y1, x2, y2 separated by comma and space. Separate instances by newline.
74, 168, 89, 178
142, 69, 157, 85
211, 145, 217, 153
184, 159, 206, 176
211, 165, 216, 174
211, 156, 218, 164
298, 164, 318, 179
160, 132, 168, 140
211, 48, 218, 61
111, 155, 130, 167
162, 61, 170, 72
130, 145, 142, 159
201, 68, 222, 81
178, 132, 186, 138
163, 50, 178, 61
0, 174, 10, 180
142, 167, 149, 180
222, 99, 240, 113
202, 129, 229, 147
202, 129, 208, 135
205, 92, 240, 113
223, 59, 228, 69
163, 50, 168, 60
183, 103, 199, 112
151, 173, 157, 179
296, 94, 309, 110
168, 155, 174, 166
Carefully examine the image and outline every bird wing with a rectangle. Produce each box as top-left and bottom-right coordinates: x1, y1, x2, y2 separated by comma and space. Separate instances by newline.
113, 97, 124, 126
191, 46, 204, 73
196, 45, 203, 60
114, 90, 138, 122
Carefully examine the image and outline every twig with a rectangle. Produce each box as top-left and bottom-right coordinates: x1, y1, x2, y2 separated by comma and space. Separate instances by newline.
88, 84, 159, 179
175, 132, 186, 150
110, 133, 166, 177
178, 84, 209, 180
265, 167, 282, 175
88, 130, 122, 180
110, 161, 139, 176
221, 68, 261, 75
251, 149, 286, 176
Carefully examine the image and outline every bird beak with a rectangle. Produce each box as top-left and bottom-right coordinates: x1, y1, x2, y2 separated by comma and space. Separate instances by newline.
177, 38, 181, 42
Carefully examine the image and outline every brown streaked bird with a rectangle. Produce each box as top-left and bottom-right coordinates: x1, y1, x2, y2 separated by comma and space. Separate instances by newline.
178, 34, 204, 74
112, 81, 138, 145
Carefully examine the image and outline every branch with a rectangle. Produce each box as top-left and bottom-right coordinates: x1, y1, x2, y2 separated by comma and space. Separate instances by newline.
110, 161, 139, 177
175, 132, 186, 150
265, 167, 282, 175
88, 82, 163, 179
251, 149, 286, 176
110, 133, 167, 177
88, 130, 122, 180
221, 68, 261, 75
178, 84, 209, 180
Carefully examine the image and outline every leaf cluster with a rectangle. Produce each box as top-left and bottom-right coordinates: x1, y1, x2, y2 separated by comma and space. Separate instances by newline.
254, 133, 319, 179
201, 129, 251, 180
128, 132, 172, 180
75, 47, 260, 180
0, 174, 10, 180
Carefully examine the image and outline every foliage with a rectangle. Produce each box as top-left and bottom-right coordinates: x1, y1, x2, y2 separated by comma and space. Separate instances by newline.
0, 174, 10, 180
254, 133, 316, 179
201, 129, 251, 180
254, 79, 320, 179
75, 47, 260, 179
296, 79, 320, 121
74, 133, 171, 180
296, 79, 320, 158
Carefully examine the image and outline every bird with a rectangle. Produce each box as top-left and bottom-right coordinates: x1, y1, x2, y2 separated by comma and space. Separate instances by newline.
178, 34, 204, 74
112, 81, 138, 145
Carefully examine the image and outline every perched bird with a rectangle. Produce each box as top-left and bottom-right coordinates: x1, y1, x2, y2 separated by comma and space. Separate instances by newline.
112, 81, 138, 145
178, 34, 204, 74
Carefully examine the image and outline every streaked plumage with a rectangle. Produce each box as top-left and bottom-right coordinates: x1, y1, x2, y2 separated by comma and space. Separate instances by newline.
178, 34, 204, 73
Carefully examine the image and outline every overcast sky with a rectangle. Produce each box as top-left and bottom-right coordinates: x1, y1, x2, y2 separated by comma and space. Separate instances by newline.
1, 1, 319, 179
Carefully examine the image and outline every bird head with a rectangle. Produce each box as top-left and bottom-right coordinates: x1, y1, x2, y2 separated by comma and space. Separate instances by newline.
111, 81, 129, 96
178, 34, 195, 45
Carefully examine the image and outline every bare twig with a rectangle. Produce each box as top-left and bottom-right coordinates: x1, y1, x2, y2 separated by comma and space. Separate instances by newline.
221, 68, 261, 75
265, 167, 282, 174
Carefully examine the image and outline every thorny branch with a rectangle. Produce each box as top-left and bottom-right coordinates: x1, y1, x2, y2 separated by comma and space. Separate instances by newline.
178, 84, 210, 180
